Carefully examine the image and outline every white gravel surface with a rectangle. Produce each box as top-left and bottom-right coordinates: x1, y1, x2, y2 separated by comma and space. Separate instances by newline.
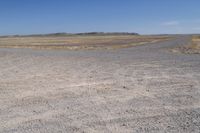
0, 36, 200, 133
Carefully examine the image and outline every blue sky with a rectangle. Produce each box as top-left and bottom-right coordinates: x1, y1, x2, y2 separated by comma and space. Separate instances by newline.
0, 0, 200, 35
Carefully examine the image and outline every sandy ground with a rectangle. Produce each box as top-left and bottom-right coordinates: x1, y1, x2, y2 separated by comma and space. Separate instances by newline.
0, 36, 200, 133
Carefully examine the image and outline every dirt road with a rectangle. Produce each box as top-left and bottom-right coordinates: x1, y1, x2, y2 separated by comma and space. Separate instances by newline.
1, 36, 200, 132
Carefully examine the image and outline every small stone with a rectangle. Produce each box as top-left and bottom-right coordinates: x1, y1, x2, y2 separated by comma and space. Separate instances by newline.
122, 123, 126, 126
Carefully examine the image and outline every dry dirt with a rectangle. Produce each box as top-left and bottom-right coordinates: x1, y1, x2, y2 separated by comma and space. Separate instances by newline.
0, 36, 200, 133
172, 35, 200, 54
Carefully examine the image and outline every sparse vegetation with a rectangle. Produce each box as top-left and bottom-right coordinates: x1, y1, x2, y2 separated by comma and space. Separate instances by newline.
172, 35, 200, 54
0, 34, 170, 50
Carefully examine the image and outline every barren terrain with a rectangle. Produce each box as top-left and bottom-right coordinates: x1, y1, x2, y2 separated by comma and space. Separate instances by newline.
0, 35, 200, 133
172, 35, 200, 54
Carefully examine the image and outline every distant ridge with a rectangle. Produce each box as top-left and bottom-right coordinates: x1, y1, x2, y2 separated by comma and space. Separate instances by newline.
0, 32, 139, 38
74, 32, 139, 36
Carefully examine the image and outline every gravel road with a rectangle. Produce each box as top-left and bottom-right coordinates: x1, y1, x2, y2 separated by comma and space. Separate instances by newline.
0, 36, 200, 133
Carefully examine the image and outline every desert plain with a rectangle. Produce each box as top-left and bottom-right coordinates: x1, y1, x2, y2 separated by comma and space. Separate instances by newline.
0, 35, 200, 132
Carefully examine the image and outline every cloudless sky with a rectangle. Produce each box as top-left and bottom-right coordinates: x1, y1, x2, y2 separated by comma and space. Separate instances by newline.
1, 0, 200, 35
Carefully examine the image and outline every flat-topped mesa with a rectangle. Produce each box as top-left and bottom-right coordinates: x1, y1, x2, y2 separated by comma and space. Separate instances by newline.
74, 32, 139, 36
0, 32, 139, 38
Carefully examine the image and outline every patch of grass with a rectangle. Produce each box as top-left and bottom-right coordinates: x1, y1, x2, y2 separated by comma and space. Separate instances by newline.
0, 35, 171, 50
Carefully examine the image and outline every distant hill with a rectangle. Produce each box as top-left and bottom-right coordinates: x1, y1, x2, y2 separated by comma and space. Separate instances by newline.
74, 32, 139, 36
0, 32, 139, 38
